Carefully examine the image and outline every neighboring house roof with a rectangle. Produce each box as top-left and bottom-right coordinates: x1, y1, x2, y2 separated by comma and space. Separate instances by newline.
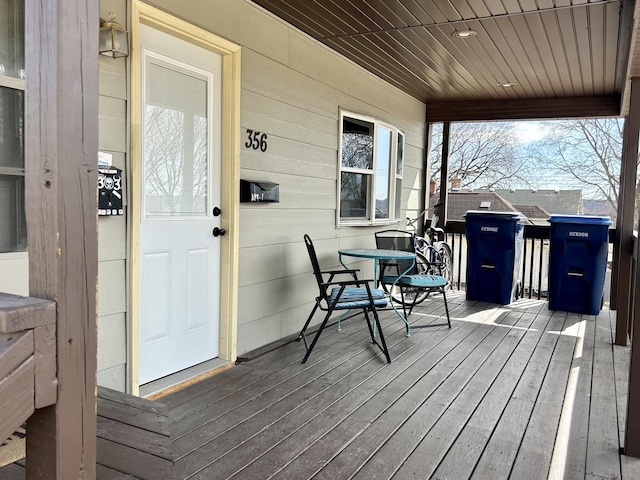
429, 191, 536, 224
494, 189, 583, 215
512, 204, 550, 220
583, 199, 617, 223
512, 204, 552, 225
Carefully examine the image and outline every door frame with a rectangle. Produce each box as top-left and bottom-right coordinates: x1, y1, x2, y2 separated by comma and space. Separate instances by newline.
130, 1, 241, 394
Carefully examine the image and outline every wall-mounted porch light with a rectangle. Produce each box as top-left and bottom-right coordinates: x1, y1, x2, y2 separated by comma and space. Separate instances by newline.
99, 12, 129, 58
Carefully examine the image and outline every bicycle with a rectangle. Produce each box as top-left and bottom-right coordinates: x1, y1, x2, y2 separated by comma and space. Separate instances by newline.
379, 203, 454, 307
410, 202, 453, 285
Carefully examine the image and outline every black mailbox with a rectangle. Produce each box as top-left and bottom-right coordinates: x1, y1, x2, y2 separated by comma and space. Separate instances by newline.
240, 179, 279, 203
98, 166, 124, 215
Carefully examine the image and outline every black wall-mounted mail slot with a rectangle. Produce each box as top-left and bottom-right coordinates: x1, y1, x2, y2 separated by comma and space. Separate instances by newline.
240, 179, 279, 203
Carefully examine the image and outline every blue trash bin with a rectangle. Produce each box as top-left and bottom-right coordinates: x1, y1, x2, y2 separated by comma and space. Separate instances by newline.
548, 215, 612, 314
465, 211, 526, 305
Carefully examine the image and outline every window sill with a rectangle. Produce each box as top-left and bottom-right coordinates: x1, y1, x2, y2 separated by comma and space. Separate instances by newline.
337, 219, 402, 228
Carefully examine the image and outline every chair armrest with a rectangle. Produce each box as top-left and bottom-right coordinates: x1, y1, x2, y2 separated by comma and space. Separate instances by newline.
321, 269, 360, 275
323, 279, 375, 288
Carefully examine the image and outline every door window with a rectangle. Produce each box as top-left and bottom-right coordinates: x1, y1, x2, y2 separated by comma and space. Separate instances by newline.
143, 53, 211, 218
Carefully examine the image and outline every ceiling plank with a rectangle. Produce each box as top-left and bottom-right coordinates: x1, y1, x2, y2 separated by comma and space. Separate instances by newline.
523, 11, 565, 97
573, 6, 595, 96
539, 10, 575, 97
394, 0, 437, 24
589, 2, 607, 96
605, 1, 622, 95
365, 0, 423, 27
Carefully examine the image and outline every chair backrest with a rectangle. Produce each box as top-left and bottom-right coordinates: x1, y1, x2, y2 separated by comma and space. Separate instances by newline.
304, 234, 329, 300
375, 230, 416, 275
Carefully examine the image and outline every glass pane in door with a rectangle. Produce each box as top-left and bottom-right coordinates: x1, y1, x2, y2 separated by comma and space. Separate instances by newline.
144, 56, 209, 217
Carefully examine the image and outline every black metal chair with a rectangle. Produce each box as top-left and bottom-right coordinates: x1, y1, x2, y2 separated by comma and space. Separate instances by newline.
297, 234, 391, 364
374, 229, 451, 326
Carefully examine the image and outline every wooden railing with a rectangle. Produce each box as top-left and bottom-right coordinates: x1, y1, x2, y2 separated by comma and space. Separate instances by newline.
442, 221, 616, 300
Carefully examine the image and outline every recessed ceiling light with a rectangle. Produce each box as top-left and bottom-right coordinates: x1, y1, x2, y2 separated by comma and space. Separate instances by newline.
498, 82, 516, 87
452, 29, 477, 39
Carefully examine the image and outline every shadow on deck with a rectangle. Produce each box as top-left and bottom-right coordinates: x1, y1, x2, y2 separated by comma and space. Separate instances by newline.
3, 290, 640, 479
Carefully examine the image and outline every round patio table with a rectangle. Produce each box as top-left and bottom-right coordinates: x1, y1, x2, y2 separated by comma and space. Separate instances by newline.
338, 248, 416, 336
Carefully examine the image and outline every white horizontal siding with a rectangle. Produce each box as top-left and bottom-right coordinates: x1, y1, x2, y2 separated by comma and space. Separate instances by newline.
96, 0, 129, 391
134, 0, 427, 357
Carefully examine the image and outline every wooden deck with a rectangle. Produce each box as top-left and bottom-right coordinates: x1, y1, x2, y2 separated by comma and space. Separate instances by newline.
161, 290, 639, 480
3, 290, 640, 479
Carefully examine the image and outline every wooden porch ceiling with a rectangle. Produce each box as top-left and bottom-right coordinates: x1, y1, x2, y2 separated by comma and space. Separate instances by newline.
251, 0, 640, 121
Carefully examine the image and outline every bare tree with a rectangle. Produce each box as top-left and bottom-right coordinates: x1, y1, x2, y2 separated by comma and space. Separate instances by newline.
430, 122, 533, 189
535, 118, 623, 210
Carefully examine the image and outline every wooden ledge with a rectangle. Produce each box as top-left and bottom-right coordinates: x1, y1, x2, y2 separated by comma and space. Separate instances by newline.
0, 293, 57, 407
0, 293, 56, 333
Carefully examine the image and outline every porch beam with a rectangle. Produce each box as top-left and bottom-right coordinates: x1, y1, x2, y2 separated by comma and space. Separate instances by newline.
24, 0, 99, 478
426, 96, 620, 123
615, 77, 640, 346
437, 122, 451, 229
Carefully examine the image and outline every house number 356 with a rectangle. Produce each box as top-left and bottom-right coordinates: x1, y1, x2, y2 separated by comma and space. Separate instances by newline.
245, 129, 268, 152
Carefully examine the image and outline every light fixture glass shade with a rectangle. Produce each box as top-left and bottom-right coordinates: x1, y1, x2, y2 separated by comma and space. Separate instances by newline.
451, 29, 477, 39
99, 13, 129, 58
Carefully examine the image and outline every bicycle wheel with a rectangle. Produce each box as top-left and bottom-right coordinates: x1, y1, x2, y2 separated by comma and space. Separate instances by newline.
380, 251, 431, 307
432, 241, 453, 286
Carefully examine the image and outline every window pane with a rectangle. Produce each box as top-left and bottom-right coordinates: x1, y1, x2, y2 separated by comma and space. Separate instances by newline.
0, 0, 25, 79
340, 172, 370, 219
396, 132, 404, 176
395, 132, 404, 219
0, 87, 23, 168
0, 175, 26, 252
375, 126, 392, 219
0, 85, 25, 252
144, 58, 209, 216
342, 116, 373, 169
395, 178, 402, 219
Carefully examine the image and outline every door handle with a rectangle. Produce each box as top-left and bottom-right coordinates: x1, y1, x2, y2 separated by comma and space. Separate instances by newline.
213, 207, 222, 217
212, 227, 226, 237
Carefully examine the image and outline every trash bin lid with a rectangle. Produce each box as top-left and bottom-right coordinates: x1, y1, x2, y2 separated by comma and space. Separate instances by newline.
548, 214, 612, 226
465, 210, 527, 223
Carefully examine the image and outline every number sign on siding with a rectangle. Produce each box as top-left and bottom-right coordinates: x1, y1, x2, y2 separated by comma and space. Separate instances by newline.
245, 129, 268, 152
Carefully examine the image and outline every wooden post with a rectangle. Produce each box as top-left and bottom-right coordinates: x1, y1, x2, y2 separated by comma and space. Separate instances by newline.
437, 121, 451, 229
24, 0, 99, 478
624, 78, 640, 458
615, 78, 640, 346
420, 122, 433, 237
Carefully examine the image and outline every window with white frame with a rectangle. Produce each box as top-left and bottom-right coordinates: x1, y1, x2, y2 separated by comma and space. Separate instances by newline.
338, 111, 404, 225
0, 0, 26, 253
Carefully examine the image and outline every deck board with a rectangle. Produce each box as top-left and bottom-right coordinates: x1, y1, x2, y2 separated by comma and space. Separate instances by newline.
281, 309, 533, 480
585, 309, 623, 479
507, 312, 578, 480
180, 298, 471, 478
391, 306, 555, 479
237, 310, 497, 479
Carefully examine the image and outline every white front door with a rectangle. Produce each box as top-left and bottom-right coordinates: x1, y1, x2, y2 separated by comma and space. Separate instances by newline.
139, 25, 222, 385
